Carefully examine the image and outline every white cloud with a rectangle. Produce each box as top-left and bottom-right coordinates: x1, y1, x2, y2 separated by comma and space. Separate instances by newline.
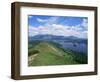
29, 23, 87, 38
28, 26, 39, 36
82, 18, 88, 27
29, 17, 88, 39
37, 18, 47, 22
68, 18, 88, 32
47, 17, 59, 24
37, 17, 59, 24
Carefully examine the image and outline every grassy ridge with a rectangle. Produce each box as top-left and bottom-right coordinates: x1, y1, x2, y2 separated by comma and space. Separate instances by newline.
28, 41, 87, 66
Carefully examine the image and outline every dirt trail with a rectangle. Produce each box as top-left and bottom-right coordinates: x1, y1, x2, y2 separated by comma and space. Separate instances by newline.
46, 43, 63, 56
28, 54, 38, 65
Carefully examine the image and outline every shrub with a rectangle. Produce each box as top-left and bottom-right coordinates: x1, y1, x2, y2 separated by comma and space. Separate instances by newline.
28, 50, 39, 56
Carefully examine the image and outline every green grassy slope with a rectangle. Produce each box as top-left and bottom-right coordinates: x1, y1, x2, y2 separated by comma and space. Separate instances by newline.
28, 41, 87, 66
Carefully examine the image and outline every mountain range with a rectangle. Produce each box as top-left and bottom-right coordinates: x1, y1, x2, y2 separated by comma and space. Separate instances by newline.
29, 34, 87, 43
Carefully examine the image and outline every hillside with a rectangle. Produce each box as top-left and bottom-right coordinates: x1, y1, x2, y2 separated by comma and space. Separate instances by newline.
28, 41, 87, 66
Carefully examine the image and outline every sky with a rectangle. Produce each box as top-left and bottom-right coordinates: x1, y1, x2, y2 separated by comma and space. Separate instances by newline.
28, 15, 88, 39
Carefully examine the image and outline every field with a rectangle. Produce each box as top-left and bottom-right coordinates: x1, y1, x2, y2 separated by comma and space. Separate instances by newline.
28, 41, 87, 66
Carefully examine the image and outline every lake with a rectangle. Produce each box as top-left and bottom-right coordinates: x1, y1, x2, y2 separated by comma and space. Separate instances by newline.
60, 42, 87, 54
